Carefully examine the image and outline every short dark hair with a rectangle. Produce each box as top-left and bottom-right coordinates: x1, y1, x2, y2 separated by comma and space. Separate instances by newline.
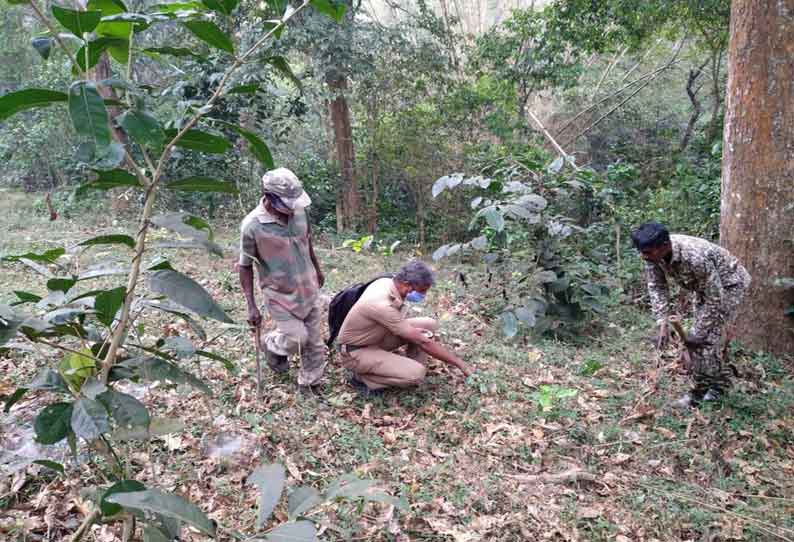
395, 260, 435, 288
631, 222, 670, 250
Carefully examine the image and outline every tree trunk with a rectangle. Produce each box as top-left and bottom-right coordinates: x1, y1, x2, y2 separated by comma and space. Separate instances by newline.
720, 0, 794, 356
326, 75, 358, 233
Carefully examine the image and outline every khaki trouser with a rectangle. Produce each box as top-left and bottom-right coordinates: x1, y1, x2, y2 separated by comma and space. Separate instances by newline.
262, 299, 326, 386
339, 317, 438, 390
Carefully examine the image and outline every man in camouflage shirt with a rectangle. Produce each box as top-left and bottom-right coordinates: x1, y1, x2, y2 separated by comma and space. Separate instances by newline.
631, 223, 751, 408
238, 168, 326, 394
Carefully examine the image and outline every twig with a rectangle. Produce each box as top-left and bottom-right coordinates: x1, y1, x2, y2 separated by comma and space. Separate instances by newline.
526, 109, 579, 171
506, 468, 599, 485
593, 46, 628, 98
27, 0, 85, 78
28, 337, 103, 365
69, 508, 101, 542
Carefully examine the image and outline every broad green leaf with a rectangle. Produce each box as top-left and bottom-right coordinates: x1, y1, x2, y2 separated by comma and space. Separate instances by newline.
33, 459, 65, 474
0, 89, 68, 122
3, 387, 27, 412
325, 475, 378, 500
247, 463, 286, 527
75, 38, 129, 72
482, 206, 505, 232
34, 402, 74, 444
92, 141, 127, 170
164, 128, 232, 153
76, 168, 140, 196
262, 19, 284, 39
263, 56, 302, 90
149, 269, 233, 323
309, 0, 345, 22
0, 307, 21, 346
97, 390, 150, 429
28, 368, 69, 392
288, 486, 322, 520
79, 234, 135, 249
219, 122, 274, 169
162, 336, 195, 358
12, 291, 43, 305
122, 356, 212, 395
71, 398, 110, 441
143, 526, 171, 542
59, 348, 96, 390
95, 286, 126, 326
106, 489, 216, 536
151, 1, 206, 13
101, 480, 146, 517
500, 311, 518, 338
31, 37, 54, 60
111, 416, 184, 441
226, 83, 259, 94
469, 235, 488, 250
81, 377, 107, 399
165, 176, 238, 193
201, 0, 237, 14
514, 306, 536, 327
150, 213, 223, 256
143, 46, 207, 61
5, 0, 30, 4
51, 6, 102, 37
68, 81, 111, 151
118, 110, 165, 149
182, 215, 213, 240
88, 0, 132, 40
265, 521, 317, 542
1, 247, 64, 263
183, 20, 234, 53
196, 350, 236, 374
431, 244, 448, 261
143, 299, 207, 340
47, 277, 77, 293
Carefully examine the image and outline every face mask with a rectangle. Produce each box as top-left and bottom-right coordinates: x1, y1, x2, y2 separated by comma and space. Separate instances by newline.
406, 290, 425, 303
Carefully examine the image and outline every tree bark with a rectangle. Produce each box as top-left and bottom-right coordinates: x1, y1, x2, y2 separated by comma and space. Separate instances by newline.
720, 0, 794, 356
326, 74, 358, 233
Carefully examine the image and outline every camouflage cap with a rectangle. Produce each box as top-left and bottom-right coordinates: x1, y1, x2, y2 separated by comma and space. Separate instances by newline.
261, 168, 311, 209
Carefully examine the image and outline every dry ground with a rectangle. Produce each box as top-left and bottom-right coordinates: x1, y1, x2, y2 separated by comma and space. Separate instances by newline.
1, 189, 793, 541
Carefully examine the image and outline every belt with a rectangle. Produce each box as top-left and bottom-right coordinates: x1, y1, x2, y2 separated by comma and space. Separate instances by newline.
336, 343, 367, 355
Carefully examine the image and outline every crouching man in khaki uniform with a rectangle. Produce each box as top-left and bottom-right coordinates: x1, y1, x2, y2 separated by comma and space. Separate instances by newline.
336, 261, 473, 396
238, 168, 326, 395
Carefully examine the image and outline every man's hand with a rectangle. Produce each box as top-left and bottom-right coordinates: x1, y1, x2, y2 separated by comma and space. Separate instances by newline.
247, 306, 262, 328
656, 320, 670, 350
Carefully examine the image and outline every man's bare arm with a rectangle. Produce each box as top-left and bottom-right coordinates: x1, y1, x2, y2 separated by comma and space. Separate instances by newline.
239, 265, 261, 327
400, 327, 473, 376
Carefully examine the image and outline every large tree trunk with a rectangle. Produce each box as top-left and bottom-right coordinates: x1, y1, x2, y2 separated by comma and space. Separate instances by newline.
720, 0, 794, 356
326, 75, 358, 233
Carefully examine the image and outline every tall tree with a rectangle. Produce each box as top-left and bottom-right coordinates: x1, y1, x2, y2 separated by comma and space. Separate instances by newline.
720, 0, 794, 356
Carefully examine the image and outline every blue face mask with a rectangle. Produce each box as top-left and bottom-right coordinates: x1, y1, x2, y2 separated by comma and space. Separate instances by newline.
406, 290, 426, 303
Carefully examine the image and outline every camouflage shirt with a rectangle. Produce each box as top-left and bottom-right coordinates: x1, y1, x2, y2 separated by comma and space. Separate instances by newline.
239, 199, 319, 319
643, 234, 751, 321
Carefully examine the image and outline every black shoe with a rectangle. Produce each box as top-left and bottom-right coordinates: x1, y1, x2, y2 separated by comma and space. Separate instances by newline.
266, 350, 289, 373
348, 373, 383, 398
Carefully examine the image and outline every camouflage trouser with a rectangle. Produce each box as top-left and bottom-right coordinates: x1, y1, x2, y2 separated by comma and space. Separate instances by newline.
261, 299, 326, 386
690, 282, 749, 396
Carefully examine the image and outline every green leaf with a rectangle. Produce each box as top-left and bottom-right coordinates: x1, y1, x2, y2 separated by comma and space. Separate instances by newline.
12, 291, 43, 306
201, 0, 237, 14
196, 350, 236, 374
149, 269, 233, 323
79, 234, 135, 249
262, 19, 284, 39
68, 81, 111, 151
309, 0, 345, 22
88, 0, 132, 40
123, 356, 212, 395
28, 368, 69, 392
150, 212, 223, 257
248, 463, 286, 527
51, 6, 102, 37
263, 56, 302, 91
74, 37, 127, 72
97, 390, 150, 429
95, 286, 126, 326
288, 486, 322, 520
34, 402, 74, 444
71, 398, 110, 441
164, 128, 232, 154
483, 207, 505, 232
47, 277, 77, 293
142, 526, 171, 542
3, 387, 28, 413
143, 299, 207, 340
143, 46, 207, 61
76, 168, 140, 197
226, 83, 259, 94
183, 20, 234, 53
33, 459, 65, 474
1, 247, 64, 263
219, 122, 274, 169
118, 110, 165, 149
101, 480, 146, 517
500, 311, 518, 338
31, 37, 54, 60
111, 416, 184, 441
165, 176, 238, 193
265, 521, 317, 542
0, 89, 68, 122
106, 489, 216, 536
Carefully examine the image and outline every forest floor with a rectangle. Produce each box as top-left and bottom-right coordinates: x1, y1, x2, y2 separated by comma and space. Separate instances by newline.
1, 189, 793, 542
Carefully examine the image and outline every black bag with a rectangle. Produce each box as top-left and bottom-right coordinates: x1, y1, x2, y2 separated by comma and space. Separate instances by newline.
326, 273, 394, 347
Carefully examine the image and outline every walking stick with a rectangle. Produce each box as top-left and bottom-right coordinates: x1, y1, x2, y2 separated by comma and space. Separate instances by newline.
253, 323, 263, 398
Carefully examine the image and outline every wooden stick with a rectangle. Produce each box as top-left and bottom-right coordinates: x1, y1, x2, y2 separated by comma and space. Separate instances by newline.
526, 109, 579, 171
507, 468, 598, 485
254, 324, 263, 398
69, 509, 101, 542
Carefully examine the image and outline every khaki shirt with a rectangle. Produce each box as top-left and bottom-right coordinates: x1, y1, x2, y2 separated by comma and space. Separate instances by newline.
644, 234, 751, 321
238, 199, 318, 319
337, 278, 414, 346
